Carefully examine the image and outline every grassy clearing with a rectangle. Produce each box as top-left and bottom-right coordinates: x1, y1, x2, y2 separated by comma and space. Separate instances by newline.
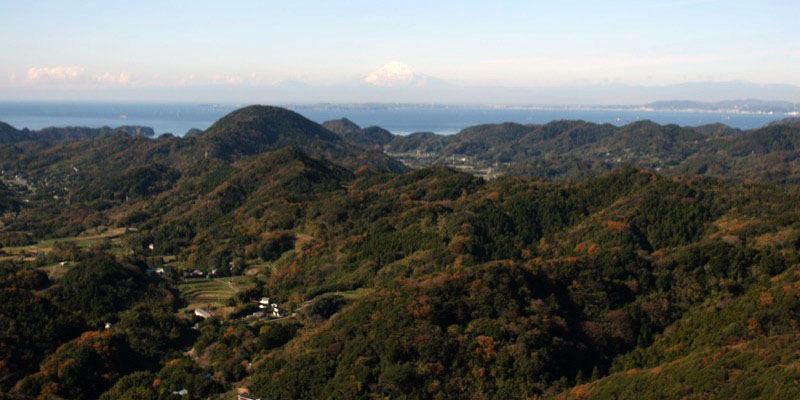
337, 287, 375, 300
1, 227, 131, 261
36, 261, 77, 280
164, 258, 189, 270
178, 276, 256, 311
295, 287, 376, 315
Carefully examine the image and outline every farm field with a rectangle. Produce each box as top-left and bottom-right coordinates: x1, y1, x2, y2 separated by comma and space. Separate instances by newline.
178, 276, 256, 311
0, 227, 131, 262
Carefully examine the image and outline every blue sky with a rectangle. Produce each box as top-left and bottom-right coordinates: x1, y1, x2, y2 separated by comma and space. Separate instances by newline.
1, 0, 798, 102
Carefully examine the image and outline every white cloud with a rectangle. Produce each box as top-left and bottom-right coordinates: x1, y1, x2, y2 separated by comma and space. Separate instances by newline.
172, 72, 276, 86
20, 66, 134, 86
93, 71, 131, 85
365, 61, 424, 87
26, 66, 84, 82
212, 73, 244, 85
177, 73, 198, 86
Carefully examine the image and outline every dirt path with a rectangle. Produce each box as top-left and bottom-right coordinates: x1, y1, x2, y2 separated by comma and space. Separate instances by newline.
294, 288, 376, 313
75, 227, 129, 241
217, 278, 240, 293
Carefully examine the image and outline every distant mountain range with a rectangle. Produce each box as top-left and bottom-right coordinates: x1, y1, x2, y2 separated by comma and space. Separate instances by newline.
641, 99, 800, 114
295, 99, 800, 115
321, 113, 800, 182
0, 121, 154, 144
2, 105, 800, 183
8, 79, 800, 105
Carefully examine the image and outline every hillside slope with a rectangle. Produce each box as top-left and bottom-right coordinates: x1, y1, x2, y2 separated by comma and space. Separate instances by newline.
0, 122, 155, 144
319, 119, 800, 182
323, 118, 394, 147
196, 105, 404, 172
557, 264, 800, 399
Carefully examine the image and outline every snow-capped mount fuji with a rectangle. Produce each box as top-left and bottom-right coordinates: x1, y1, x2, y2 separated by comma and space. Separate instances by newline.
364, 61, 428, 87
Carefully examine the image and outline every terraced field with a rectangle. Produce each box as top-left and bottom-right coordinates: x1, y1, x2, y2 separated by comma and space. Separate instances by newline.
0, 227, 131, 262
178, 276, 256, 310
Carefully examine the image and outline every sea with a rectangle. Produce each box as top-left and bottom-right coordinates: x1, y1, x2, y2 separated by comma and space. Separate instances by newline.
0, 101, 787, 136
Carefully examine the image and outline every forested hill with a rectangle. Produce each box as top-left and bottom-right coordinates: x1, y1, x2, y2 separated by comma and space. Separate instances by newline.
2, 105, 800, 398
0, 121, 155, 143
769, 116, 800, 128
194, 105, 404, 171
0, 106, 405, 218
325, 117, 800, 182
0, 105, 404, 180
0, 181, 19, 215
323, 117, 394, 147
4, 106, 800, 182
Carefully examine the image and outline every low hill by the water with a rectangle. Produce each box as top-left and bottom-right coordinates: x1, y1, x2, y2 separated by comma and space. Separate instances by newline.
321, 117, 800, 182
0, 122, 155, 144
191, 105, 405, 172
323, 118, 394, 147
199, 105, 343, 158
769, 116, 800, 128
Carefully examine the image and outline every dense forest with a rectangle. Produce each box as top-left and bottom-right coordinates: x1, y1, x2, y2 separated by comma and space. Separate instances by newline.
1, 105, 800, 399
325, 116, 800, 183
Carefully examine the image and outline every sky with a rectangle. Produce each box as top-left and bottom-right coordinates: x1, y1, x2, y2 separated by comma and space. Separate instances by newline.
1, 0, 798, 103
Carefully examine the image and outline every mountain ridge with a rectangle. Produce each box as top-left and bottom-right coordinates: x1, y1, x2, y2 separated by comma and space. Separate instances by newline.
194, 105, 404, 172
0, 122, 155, 144
315, 116, 800, 182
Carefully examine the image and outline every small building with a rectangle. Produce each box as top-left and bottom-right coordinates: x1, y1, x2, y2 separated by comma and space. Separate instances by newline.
194, 308, 212, 319
270, 304, 287, 318
149, 266, 174, 276
238, 393, 263, 400
258, 297, 271, 309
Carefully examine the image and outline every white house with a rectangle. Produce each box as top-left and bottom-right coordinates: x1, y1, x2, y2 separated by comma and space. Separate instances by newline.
271, 304, 287, 318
